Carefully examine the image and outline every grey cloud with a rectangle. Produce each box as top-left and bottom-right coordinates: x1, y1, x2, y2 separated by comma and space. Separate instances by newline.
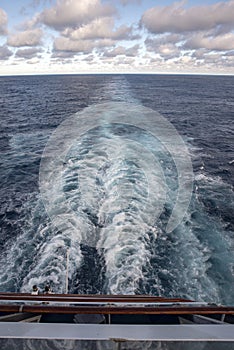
184, 32, 234, 51
0, 45, 13, 60
145, 34, 183, 50
51, 50, 76, 59
145, 35, 181, 59
26, 57, 41, 64
141, 0, 234, 34
103, 44, 139, 57
191, 48, 208, 59
40, 0, 116, 30
7, 28, 43, 47
223, 56, 234, 67
15, 47, 43, 59
193, 52, 234, 68
0, 8, 7, 35
114, 56, 136, 67
224, 50, 234, 56
62, 17, 136, 41
53, 35, 115, 54
82, 54, 95, 62
51, 13, 138, 57
120, 0, 142, 5
51, 15, 139, 58
157, 44, 181, 60
53, 37, 93, 54
125, 44, 140, 57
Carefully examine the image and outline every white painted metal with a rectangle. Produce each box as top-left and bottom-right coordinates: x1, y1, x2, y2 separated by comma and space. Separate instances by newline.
0, 324, 233, 341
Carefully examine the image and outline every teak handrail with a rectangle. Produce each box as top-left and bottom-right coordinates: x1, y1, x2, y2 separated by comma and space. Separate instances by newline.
0, 304, 233, 315
0, 293, 233, 316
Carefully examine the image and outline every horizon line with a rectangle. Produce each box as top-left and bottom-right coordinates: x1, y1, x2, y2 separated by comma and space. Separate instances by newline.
0, 72, 234, 77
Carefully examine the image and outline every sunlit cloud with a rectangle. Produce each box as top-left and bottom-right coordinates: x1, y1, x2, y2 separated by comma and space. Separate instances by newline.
39, 0, 116, 30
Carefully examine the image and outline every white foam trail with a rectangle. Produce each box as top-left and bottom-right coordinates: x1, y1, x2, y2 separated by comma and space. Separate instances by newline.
39, 101, 193, 294
95, 137, 165, 294
0, 196, 83, 293
21, 225, 82, 293
40, 102, 193, 237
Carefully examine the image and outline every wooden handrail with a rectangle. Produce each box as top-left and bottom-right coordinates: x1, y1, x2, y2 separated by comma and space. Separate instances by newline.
0, 293, 192, 303
0, 303, 233, 315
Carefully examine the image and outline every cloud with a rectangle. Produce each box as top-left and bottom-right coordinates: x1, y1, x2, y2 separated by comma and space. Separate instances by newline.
184, 32, 234, 51
52, 15, 138, 57
157, 44, 181, 60
224, 50, 234, 57
141, 0, 234, 34
145, 35, 182, 59
7, 28, 43, 47
62, 17, 135, 41
40, 0, 116, 30
15, 47, 43, 59
191, 48, 208, 59
53, 36, 95, 53
82, 54, 95, 62
0, 45, 13, 60
145, 34, 182, 49
36, 0, 139, 60
51, 50, 76, 58
53, 36, 115, 54
120, 0, 142, 5
103, 44, 139, 57
26, 57, 41, 64
0, 8, 7, 35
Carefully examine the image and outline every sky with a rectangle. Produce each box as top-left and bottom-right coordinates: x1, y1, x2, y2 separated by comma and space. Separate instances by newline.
0, 0, 234, 75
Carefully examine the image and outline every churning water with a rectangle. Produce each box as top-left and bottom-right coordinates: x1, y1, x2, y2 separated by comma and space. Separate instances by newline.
0, 74, 233, 306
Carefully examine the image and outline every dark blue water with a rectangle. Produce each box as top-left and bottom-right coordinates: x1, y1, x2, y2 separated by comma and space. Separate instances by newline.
0, 74, 233, 305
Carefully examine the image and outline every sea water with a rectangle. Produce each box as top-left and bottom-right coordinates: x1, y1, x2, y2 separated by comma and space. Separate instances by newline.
0, 74, 233, 307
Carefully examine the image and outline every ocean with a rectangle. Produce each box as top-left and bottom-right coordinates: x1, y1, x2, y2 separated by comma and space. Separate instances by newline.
0, 74, 233, 308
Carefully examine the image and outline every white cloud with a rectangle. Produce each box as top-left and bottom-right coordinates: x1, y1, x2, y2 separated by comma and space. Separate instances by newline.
0, 45, 12, 60
0, 8, 7, 35
7, 28, 43, 47
141, 0, 234, 34
40, 0, 116, 30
